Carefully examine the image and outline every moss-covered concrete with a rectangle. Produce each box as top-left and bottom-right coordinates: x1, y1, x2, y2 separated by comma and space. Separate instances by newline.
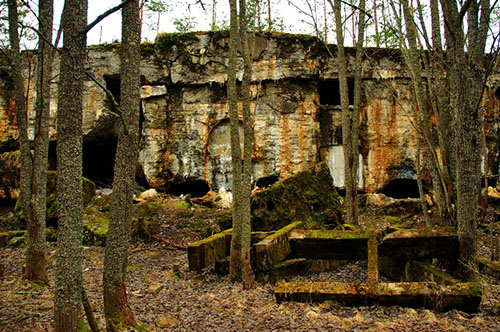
379, 228, 458, 262
251, 162, 342, 231
256, 258, 345, 284
478, 256, 500, 279
131, 199, 162, 240
82, 194, 164, 246
189, 227, 278, 272
188, 228, 233, 271
275, 281, 482, 312
290, 229, 381, 260
379, 257, 459, 285
252, 221, 304, 271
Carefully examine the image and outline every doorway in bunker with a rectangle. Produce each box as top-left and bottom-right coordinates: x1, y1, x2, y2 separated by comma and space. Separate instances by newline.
82, 137, 117, 187
381, 179, 420, 199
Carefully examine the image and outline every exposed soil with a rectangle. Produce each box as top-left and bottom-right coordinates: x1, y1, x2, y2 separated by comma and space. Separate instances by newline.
1, 195, 500, 331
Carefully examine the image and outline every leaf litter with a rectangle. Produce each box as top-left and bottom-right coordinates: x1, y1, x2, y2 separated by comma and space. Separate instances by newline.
1, 196, 500, 331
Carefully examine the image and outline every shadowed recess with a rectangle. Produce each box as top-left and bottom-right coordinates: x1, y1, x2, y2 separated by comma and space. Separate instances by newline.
255, 175, 279, 188
82, 137, 117, 187
167, 179, 210, 198
381, 179, 420, 199
318, 79, 354, 106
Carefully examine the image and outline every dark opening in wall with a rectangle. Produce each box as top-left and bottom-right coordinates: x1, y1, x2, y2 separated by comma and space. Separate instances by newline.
255, 175, 279, 188
167, 180, 210, 198
318, 79, 354, 106
48, 140, 57, 171
381, 179, 420, 199
482, 176, 497, 188
104, 74, 120, 103
47, 139, 117, 187
82, 137, 117, 187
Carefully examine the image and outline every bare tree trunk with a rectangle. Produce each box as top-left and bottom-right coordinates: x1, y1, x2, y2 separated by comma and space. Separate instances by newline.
239, 0, 255, 289
381, 1, 388, 47
349, 0, 365, 225
54, 0, 87, 330
374, 0, 379, 47
7, 0, 54, 285
228, 0, 255, 288
439, 0, 490, 280
330, 0, 364, 225
212, 0, 217, 29
323, 0, 328, 43
395, 0, 453, 223
228, 0, 243, 281
256, 0, 261, 30
268, 0, 272, 31
103, 0, 140, 329
26, 0, 54, 285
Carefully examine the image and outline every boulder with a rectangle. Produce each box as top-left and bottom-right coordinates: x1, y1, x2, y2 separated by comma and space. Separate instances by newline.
251, 162, 342, 231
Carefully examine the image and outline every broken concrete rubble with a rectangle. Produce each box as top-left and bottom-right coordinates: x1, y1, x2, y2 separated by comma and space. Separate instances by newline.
251, 162, 342, 231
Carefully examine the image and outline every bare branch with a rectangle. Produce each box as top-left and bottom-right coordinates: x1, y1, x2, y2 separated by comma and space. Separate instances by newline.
458, 0, 474, 22
84, 70, 129, 135
188, 0, 207, 11
340, 0, 372, 21
85, 0, 133, 34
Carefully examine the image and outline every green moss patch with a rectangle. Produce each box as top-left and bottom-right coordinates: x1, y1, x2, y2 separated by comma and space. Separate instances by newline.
0, 230, 25, 247
251, 162, 342, 231
88, 42, 121, 53
302, 229, 374, 240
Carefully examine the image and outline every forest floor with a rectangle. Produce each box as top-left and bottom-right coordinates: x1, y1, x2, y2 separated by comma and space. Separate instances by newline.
1, 194, 500, 331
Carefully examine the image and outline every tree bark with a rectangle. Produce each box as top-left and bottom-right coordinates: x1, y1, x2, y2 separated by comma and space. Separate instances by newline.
330, 0, 364, 225
26, 0, 54, 285
439, 0, 490, 280
103, 0, 140, 330
267, 0, 272, 31
54, 0, 87, 330
7, 0, 53, 285
228, 0, 243, 281
239, 0, 255, 289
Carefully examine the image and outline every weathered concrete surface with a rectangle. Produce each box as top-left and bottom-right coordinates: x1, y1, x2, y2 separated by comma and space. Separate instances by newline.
274, 281, 482, 312
1, 32, 498, 199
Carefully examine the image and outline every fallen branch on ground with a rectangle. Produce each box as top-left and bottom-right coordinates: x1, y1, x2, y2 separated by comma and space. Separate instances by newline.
152, 234, 187, 250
